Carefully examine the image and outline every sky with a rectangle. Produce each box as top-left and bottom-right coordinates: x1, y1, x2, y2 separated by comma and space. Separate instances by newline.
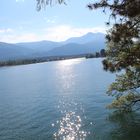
0, 0, 109, 43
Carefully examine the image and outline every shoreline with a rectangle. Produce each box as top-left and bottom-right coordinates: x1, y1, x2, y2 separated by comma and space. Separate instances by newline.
0, 54, 105, 67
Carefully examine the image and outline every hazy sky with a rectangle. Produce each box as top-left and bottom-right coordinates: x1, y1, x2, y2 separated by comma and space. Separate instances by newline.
0, 0, 109, 43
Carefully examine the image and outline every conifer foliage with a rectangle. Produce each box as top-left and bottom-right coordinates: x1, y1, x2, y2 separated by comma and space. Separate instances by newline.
88, 0, 140, 111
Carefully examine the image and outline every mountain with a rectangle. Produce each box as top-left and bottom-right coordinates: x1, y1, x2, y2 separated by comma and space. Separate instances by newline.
16, 40, 61, 52
46, 43, 89, 56
46, 33, 105, 56
0, 42, 34, 61
0, 32, 106, 61
64, 32, 105, 44
46, 42, 99, 56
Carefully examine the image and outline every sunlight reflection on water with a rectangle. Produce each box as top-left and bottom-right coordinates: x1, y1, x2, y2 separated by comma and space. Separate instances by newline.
57, 58, 85, 67
52, 99, 92, 140
53, 111, 89, 140
56, 58, 85, 94
52, 58, 91, 139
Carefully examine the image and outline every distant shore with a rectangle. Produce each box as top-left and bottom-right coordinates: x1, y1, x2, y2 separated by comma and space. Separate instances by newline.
0, 53, 105, 67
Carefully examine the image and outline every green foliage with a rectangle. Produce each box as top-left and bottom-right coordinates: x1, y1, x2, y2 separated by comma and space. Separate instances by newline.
107, 68, 140, 111
100, 49, 106, 57
88, 0, 140, 111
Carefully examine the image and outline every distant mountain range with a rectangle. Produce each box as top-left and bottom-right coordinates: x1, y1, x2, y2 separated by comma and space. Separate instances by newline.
0, 32, 105, 61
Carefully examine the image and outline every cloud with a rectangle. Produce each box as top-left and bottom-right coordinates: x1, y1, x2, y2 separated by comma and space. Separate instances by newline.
44, 25, 107, 41
0, 28, 14, 33
44, 17, 56, 24
16, 0, 24, 2
46, 19, 56, 24
0, 33, 39, 43
0, 25, 107, 43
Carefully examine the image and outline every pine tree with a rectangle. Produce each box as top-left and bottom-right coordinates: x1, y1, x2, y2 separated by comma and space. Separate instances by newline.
88, 0, 140, 111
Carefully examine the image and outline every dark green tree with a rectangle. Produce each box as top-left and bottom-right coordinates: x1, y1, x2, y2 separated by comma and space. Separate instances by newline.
100, 49, 106, 57
88, 0, 140, 111
95, 52, 100, 57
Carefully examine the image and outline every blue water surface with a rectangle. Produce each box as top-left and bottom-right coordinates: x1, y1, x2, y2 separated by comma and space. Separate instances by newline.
0, 58, 140, 140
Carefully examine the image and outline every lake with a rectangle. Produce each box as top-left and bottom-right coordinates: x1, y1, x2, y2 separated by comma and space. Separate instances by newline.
0, 58, 140, 140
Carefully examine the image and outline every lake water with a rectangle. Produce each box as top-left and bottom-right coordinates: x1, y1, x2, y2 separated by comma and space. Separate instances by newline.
0, 58, 140, 140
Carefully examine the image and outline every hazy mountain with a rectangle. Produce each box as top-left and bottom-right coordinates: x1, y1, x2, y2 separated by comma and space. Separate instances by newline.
16, 32, 105, 53
46, 43, 89, 56
64, 32, 105, 44
16, 40, 61, 52
46, 33, 105, 56
0, 42, 34, 61
46, 41, 105, 56
0, 32, 106, 61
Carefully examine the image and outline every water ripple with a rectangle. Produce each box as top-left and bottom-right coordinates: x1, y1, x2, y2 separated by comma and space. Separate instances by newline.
52, 99, 91, 140
53, 111, 89, 140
